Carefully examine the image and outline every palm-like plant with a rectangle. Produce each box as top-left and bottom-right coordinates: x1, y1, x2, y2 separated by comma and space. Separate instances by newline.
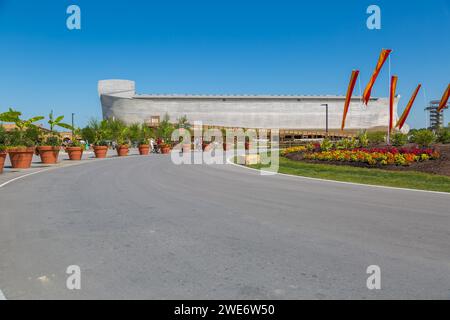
69, 128, 84, 148
107, 119, 129, 146
175, 115, 191, 130
41, 110, 74, 146
127, 123, 141, 145
86, 119, 110, 146
0, 108, 44, 147
156, 114, 174, 145
48, 110, 73, 132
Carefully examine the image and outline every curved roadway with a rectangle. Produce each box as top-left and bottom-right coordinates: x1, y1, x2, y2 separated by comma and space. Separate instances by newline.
0, 154, 449, 299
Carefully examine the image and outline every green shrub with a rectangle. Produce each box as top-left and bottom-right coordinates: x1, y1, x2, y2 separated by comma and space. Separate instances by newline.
367, 131, 386, 145
320, 138, 333, 151
410, 129, 436, 147
336, 138, 359, 150
437, 128, 450, 144
391, 133, 408, 147
357, 131, 369, 148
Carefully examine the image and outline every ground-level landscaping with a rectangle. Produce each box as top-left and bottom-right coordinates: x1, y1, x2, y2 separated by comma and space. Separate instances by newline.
247, 156, 450, 193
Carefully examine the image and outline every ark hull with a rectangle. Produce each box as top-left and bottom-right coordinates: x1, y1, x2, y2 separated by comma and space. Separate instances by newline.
99, 79, 400, 132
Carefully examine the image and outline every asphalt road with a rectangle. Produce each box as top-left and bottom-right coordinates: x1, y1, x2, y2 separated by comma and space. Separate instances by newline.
0, 154, 449, 299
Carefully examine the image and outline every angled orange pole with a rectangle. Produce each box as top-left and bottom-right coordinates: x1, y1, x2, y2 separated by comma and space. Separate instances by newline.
341, 70, 359, 131
437, 84, 450, 112
389, 75, 398, 132
363, 49, 392, 105
396, 84, 421, 130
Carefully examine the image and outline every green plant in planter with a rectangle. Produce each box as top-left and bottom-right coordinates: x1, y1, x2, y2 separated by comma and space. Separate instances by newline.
66, 128, 84, 148
156, 114, 174, 146
127, 123, 141, 145
35, 111, 73, 147
0, 125, 7, 152
47, 110, 73, 132
175, 115, 192, 145
84, 118, 111, 146
107, 119, 129, 146
175, 115, 191, 130
0, 108, 44, 147
138, 124, 154, 145
42, 135, 62, 146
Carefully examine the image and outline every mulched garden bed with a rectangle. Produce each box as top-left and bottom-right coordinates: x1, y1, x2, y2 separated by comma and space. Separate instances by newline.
285, 144, 450, 177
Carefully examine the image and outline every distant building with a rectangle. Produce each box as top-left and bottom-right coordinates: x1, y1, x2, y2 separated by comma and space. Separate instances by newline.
98, 79, 402, 140
425, 100, 448, 129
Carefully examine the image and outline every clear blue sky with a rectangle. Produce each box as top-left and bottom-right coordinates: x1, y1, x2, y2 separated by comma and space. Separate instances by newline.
0, 0, 448, 128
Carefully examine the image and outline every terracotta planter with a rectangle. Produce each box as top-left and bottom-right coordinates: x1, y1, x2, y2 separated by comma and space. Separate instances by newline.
8, 147, 35, 169
138, 144, 150, 155
93, 146, 108, 158
202, 142, 212, 151
116, 145, 129, 157
37, 146, 61, 164
66, 147, 84, 161
0, 151, 6, 174
182, 143, 192, 153
161, 145, 171, 154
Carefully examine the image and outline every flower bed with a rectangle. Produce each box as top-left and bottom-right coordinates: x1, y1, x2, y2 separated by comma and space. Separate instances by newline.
302, 147, 440, 166
280, 146, 308, 156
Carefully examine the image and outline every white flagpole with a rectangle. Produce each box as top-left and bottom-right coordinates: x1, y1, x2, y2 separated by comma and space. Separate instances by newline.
423, 88, 428, 129
387, 53, 392, 145
358, 74, 363, 106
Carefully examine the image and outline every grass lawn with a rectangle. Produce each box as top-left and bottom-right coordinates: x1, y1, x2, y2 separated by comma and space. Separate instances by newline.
246, 156, 450, 193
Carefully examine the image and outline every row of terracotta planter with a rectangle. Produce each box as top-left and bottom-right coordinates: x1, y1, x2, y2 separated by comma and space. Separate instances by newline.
38, 146, 86, 164
0, 144, 165, 173
0, 146, 66, 170
93, 145, 151, 158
